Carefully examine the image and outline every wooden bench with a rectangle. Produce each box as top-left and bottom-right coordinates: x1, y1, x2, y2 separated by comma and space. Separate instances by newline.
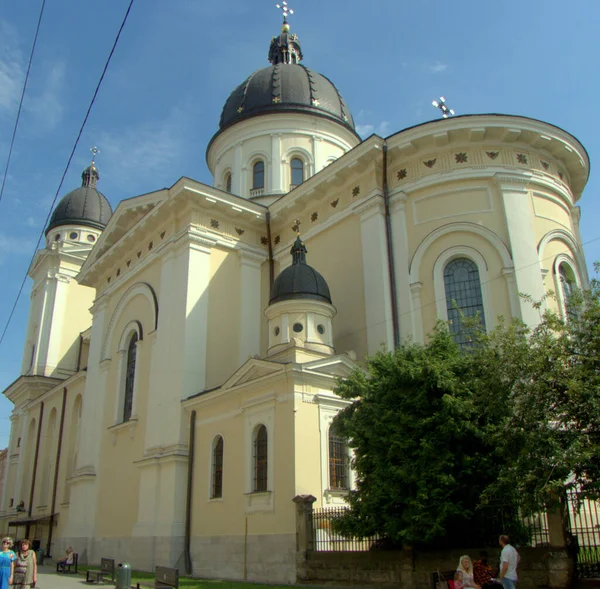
155, 566, 179, 588
432, 569, 458, 589
86, 557, 115, 584
56, 552, 78, 574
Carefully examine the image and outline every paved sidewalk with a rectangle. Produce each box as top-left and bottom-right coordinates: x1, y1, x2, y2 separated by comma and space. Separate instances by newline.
36, 564, 92, 589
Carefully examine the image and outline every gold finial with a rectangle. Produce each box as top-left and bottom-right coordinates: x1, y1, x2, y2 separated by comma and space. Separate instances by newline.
292, 219, 301, 235
90, 146, 100, 164
276, 1, 294, 23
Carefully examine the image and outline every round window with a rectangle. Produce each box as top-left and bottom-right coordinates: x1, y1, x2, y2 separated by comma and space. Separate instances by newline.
69, 232, 78, 240
293, 323, 303, 333
87, 234, 96, 242
317, 324, 325, 335
274, 326, 280, 336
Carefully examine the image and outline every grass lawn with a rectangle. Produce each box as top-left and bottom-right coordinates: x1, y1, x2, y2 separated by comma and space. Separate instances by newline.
74, 565, 317, 589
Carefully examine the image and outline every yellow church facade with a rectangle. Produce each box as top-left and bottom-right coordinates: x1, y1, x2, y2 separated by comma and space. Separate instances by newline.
0, 16, 590, 585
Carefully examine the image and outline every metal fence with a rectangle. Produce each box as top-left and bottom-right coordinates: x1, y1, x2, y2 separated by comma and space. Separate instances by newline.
310, 505, 550, 552
311, 507, 383, 552
567, 489, 600, 579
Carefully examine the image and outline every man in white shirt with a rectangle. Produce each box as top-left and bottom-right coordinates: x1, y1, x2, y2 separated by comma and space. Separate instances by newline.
497, 534, 519, 589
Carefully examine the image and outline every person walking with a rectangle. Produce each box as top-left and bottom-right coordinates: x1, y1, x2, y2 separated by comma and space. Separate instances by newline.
12, 539, 37, 589
497, 534, 519, 589
0, 537, 16, 589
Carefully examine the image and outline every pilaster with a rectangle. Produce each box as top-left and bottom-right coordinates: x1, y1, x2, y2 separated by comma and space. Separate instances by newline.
271, 134, 283, 194
495, 173, 546, 326
409, 282, 424, 344
238, 249, 265, 366
233, 142, 243, 196
356, 197, 394, 354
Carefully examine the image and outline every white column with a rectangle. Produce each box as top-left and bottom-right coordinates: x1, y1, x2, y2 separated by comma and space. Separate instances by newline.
502, 268, 521, 319
495, 174, 546, 326
271, 134, 283, 194
44, 273, 70, 375
357, 197, 394, 354
389, 191, 413, 342
238, 250, 265, 365
34, 272, 57, 375
409, 282, 424, 344
233, 142, 243, 196
11, 413, 28, 509
312, 136, 322, 174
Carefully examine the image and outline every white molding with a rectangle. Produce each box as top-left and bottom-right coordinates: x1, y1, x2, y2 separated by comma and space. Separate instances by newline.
553, 255, 582, 320
409, 222, 513, 284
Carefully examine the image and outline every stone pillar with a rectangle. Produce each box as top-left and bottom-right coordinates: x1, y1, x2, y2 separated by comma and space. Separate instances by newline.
238, 250, 265, 366
12, 412, 28, 510
409, 282, 424, 344
357, 197, 394, 354
495, 173, 546, 326
233, 142, 243, 197
312, 136, 322, 174
293, 494, 316, 581
34, 272, 57, 375
389, 191, 413, 342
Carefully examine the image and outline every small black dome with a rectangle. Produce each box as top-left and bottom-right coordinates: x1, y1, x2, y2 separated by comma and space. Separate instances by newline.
46, 165, 113, 235
270, 236, 332, 305
218, 64, 356, 134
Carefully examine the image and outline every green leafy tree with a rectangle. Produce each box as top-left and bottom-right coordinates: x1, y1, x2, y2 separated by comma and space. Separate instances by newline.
333, 326, 503, 547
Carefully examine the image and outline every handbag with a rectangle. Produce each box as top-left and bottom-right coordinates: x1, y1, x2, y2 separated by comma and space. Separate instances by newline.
436, 570, 448, 589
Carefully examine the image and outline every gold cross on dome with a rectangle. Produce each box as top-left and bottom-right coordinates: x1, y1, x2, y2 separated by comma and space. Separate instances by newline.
312, 99, 320, 106
90, 146, 100, 163
237, 106, 244, 113
275, 1, 294, 21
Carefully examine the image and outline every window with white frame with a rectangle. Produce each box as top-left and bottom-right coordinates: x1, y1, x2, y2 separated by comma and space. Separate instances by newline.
123, 332, 138, 422
558, 261, 579, 320
211, 435, 224, 499
328, 423, 349, 490
252, 161, 265, 190
443, 257, 486, 345
290, 157, 304, 188
253, 425, 268, 492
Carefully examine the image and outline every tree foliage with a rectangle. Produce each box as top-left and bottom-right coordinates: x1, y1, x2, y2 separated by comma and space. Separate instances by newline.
333, 267, 600, 546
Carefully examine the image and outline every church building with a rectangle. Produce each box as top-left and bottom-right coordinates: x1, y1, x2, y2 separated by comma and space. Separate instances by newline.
0, 9, 590, 584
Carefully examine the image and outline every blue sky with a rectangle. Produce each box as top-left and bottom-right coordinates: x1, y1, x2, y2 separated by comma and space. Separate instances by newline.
0, 0, 598, 447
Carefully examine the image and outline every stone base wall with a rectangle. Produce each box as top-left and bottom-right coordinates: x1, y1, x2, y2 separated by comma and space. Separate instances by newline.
300, 547, 573, 589
190, 533, 297, 584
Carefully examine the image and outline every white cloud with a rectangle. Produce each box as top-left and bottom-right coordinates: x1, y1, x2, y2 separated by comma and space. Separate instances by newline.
0, 232, 36, 265
0, 21, 24, 114
95, 107, 189, 191
355, 121, 390, 139
25, 61, 66, 129
426, 61, 448, 74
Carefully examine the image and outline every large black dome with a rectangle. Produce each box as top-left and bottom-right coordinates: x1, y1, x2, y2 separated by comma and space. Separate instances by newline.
270, 236, 332, 305
219, 64, 356, 134
46, 165, 113, 235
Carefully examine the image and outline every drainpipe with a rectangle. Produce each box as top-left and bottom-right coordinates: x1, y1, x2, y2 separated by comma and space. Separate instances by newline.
383, 142, 400, 349
76, 334, 84, 372
184, 410, 196, 575
266, 211, 274, 287
26, 402, 44, 538
47, 388, 67, 556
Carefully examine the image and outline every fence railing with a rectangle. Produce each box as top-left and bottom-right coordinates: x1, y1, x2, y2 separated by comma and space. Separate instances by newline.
310, 505, 550, 552
311, 507, 383, 552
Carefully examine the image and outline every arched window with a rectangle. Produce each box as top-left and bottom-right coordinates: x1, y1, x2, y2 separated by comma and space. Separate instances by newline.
123, 332, 138, 422
225, 172, 232, 193
290, 158, 304, 188
559, 262, 579, 320
329, 424, 349, 490
253, 425, 268, 492
443, 257, 486, 345
211, 436, 224, 499
252, 161, 265, 190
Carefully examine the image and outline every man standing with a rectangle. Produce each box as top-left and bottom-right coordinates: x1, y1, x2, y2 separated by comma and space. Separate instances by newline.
497, 534, 519, 588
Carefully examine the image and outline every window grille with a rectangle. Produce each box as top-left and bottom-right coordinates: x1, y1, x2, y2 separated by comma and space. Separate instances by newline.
329, 426, 349, 490
443, 258, 486, 345
212, 436, 224, 498
254, 425, 268, 492
123, 333, 138, 422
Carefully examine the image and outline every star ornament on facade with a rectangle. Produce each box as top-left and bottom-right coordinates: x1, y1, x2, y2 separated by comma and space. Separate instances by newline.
312, 99, 320, 106
272, 96, 281, 103
237, 106, 244, 113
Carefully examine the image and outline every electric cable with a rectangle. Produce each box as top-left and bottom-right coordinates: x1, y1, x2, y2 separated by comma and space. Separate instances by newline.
0, 0, 136, 347
0, 0, 47, 207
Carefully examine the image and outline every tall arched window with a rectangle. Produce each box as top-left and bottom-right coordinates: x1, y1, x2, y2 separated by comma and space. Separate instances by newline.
211, 436, 224, 499
290, 158, 304, 188
252, 161, 265, 190
123, 333, 138, 422
329, 424, 349, 490
253, 425, 268, 492
443, 257, 486, 345
559, 262, 579, 320
225, 172, 232, 193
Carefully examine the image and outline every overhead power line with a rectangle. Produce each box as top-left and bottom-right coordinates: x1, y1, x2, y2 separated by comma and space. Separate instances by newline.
0, 0, 47, 208
0, 0, 136, 348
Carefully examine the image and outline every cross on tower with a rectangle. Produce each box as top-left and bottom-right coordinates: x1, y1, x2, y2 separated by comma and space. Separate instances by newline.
90, 146, 100, 163
275, 1, 294, 22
